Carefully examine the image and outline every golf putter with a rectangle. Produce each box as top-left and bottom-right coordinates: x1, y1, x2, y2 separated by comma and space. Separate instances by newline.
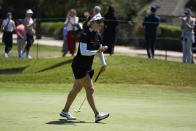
74, 71, 101, 113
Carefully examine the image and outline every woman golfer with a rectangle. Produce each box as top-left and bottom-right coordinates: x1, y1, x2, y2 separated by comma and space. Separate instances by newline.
60, 12, 109, 123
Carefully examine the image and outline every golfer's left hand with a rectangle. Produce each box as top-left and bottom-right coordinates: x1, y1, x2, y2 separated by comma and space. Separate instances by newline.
100, 65, 106, 73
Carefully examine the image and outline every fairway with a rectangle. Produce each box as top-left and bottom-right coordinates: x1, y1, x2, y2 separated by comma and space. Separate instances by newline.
0, 50, 196, 131
0, 83, 196, 131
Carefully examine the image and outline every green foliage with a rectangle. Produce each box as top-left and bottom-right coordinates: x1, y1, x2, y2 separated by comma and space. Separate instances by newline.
113, 0, 152, 19
40, 22, 64, 39
159, 24, 181, 37
186, 0, 196, 13
0, 0, 152, 20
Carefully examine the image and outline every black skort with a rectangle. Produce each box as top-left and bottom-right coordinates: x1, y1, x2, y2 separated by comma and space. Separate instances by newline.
72, 63, 94, 80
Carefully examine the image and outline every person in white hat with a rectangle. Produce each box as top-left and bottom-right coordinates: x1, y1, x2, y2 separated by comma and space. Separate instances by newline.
21, 9, 36, 59
60, 9, 109, 123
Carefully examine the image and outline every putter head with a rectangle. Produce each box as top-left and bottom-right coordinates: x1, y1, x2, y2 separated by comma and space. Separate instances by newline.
74, 109, 81, 113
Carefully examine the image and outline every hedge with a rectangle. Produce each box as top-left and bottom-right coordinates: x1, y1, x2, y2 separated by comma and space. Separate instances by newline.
40, 22, 64, 39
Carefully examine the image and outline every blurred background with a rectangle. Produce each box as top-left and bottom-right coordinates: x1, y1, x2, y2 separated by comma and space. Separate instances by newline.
0, 0, 196, 59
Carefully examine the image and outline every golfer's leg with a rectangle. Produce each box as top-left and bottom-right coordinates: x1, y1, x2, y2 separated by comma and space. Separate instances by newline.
63, 80, 82, 112
81, 75, 99, 116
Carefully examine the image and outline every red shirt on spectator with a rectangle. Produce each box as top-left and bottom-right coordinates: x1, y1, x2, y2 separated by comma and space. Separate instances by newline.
16, 24, 25, 39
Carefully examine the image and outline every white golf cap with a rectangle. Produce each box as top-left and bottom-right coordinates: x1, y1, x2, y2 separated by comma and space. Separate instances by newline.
88, 13, 103, 25
26, 9, 33, 14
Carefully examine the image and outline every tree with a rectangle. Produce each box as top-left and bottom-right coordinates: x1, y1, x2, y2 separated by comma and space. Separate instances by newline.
186, 0, 196, 14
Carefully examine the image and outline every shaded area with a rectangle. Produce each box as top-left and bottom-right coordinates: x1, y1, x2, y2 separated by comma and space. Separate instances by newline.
46, 119, 105, 125
36, 59, 72, 73
0, 66, 28, 75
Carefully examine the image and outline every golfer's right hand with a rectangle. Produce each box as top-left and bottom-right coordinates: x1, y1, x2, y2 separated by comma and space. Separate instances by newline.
100, 65, 106, 73
97, 46, 108, 54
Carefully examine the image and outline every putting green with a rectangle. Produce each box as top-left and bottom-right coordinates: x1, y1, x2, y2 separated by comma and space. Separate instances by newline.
0, 83, 196, 131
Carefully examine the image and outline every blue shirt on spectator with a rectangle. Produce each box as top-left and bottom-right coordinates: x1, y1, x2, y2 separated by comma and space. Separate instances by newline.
143, 14, 160, 36
63, 27, 68, 40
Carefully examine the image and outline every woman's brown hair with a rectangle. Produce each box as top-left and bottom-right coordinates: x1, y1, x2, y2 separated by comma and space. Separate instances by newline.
82, 15, 92, 31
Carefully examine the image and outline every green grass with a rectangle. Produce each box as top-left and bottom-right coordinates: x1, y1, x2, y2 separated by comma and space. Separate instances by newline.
0, 55, 196, 87
0, 43, 62, 59
0, 83, 196, 131
0, 45, 196, 131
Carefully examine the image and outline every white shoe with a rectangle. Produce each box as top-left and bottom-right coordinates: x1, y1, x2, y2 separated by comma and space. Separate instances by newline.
60, 110, 76, 120
26, 55, 32, 59
3, 53, 8, 58
95, 112, 109, 123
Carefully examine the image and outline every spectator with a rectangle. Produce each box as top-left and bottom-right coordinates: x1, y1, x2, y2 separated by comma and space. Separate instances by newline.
16, 19, 25, 58
102, 5, 118, 55
92, 6, 101, 16
84, 11, 90, 20
22, 9, 36, 59
64, 9, 79, 56
62, 26, 68, 57
143, 6, 160, 59
60, 12, 109, 123
180, 8, 195, 63
191, 17, 196, 63
1, 12, 16, 58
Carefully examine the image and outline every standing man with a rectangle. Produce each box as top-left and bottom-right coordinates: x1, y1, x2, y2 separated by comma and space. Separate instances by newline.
143, 6, 160, 59
180, 8, 195, 63
1, 12, 16, 58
